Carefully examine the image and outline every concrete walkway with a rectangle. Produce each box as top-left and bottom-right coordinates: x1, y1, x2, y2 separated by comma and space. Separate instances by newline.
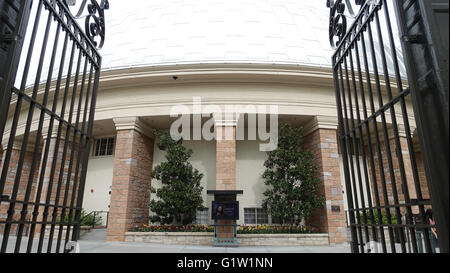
77, 229, 350, 253
78, 241, 351, 253
1, 229, 351, 253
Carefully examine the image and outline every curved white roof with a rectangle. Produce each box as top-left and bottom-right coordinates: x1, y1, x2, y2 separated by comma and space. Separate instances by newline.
17, 0, 405, 88
101, 0, 334, 70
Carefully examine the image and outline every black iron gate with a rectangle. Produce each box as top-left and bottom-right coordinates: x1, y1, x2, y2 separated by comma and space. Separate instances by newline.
0, 0, 108, 253
328, 0, 448, 253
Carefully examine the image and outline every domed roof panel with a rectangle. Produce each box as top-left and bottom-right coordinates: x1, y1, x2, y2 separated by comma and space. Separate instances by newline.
101, 0, 334, 70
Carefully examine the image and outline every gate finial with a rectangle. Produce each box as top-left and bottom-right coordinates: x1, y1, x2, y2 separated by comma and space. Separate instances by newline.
327, 0, 366, 49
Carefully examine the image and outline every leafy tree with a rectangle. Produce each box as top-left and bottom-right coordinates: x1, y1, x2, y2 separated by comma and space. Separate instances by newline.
262, 123, 325, 225
150, 130, 205, 226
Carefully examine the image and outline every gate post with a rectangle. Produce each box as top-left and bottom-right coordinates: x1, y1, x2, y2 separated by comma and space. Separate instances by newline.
302, 118, 348, 245
393, 0, 449, 253
213, 119, 239, 246
107, 117, 154, 242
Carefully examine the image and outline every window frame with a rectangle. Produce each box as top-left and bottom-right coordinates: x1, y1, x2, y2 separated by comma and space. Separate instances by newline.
195, 208, 210, 225
244, 207, 270, 225
91, 136, 116, 158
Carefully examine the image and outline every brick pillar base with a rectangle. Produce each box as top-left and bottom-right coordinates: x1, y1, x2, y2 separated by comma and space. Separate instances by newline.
303, 129, 348, 244
107, 124, 154, 242
33, 135, 78, 237
0, 142, 41, 236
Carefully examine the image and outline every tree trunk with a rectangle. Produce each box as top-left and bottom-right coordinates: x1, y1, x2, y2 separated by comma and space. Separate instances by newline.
171, 214, 179, 226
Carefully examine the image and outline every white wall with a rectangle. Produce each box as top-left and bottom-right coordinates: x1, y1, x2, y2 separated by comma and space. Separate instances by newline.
84, 139, 318, 226
82, 139, 219, 225
236, 140, 268, 225
151, 140, 216, 223
82, 137, 373, 228
339, 154, 373, 226
151, 139, 269, 225
82, 156, 114, 224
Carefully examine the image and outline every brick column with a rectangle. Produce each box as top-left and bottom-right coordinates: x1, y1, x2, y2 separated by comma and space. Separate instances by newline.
396, 136, 430, 207
0, 141, 41, 235
415, 151, 430, 200
107, 117, 154, 242
367, 130, 431, 214
303, 120, 348, 244
216, 126, 236, 191
33, 130, 78, 237
215, 120, 237, 242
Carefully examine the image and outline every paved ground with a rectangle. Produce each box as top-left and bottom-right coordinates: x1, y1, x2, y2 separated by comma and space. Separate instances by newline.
1, 229, 351, 253
78, 229, 351, 253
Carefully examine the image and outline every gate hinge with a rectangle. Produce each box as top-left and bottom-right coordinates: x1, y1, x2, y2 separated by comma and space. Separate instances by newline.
402, 35, 425, 44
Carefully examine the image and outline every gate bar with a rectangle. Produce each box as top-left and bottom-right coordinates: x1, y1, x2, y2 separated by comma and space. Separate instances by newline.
358, 26, 388, 253
14, 2, 63, 252
0, 0, 33, 145
393, 0, 449, 253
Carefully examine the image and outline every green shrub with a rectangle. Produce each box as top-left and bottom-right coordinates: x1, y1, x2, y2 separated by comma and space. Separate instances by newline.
129, 224, 319, 234
262, 124, 325, 225
130, 224, 213, 232
359, 210, 398, 225
63, 209, 103, 227
237, 225, 319, 234
150, 130, 205, 226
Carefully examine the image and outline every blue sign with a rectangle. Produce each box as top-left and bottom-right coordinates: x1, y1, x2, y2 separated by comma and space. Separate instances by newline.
211, 201, 239, 220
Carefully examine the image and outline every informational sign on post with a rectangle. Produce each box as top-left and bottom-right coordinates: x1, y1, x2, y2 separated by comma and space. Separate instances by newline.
211, 201, 239, 220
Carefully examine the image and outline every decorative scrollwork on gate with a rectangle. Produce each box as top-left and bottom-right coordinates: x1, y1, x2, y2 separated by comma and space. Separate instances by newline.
327, 0, 367, 49
64, 0, 109, 49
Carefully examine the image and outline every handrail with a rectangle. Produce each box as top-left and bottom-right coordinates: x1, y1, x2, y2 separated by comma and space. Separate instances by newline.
80, 210, 109, 229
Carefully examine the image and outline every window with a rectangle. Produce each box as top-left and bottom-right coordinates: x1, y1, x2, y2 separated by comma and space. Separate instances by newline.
257, 208, 269, 224
244, 208, 268, 225
195, 209, 209, 225
244, 208, 256, 224
92, 137, 115, 157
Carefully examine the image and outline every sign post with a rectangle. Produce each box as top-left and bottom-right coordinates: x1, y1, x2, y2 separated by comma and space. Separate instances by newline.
207, 190, 243, 247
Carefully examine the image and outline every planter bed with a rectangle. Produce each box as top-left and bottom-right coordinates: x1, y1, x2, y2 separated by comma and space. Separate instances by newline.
124, 232, 329, 246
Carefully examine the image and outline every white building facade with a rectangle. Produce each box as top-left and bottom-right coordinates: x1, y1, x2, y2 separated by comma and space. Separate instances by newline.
0, 0, 429, 244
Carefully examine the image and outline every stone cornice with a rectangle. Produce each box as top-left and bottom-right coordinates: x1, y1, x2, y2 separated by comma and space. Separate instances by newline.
2, 140, 39, 153
42, 124, 67, 140
9, 64, 334, 108
2, 63, 416, 141
7, 63, 408, 118
214, 113, 241, 127
303, 116, 339, 136
99, 63, 335, 88
113, 117, 154, 139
